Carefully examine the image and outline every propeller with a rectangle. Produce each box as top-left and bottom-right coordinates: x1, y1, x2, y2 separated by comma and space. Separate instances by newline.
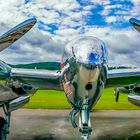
129, 18, 140, 32
114, 88, 120, 102
0, 18, 37, 52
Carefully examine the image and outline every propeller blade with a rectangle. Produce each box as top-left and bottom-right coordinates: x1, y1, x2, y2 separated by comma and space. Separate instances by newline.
129, 18, 140, 32
0, 18, 37, 52
114, 88, 120, 102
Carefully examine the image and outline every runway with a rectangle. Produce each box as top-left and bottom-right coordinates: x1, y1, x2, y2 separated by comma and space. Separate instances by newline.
5, 109, 140, 140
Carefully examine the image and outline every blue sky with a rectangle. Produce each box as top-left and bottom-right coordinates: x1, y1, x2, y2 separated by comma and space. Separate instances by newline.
0, 0, 140, 66
34, 0, 135, 33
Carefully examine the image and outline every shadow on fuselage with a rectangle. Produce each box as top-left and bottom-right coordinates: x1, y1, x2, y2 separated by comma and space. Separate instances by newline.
32, 133, 140, 140
33, 134, 56, 140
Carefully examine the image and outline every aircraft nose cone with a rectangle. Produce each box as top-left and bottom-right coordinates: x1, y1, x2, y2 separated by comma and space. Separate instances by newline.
88, 53, 101, 65
82, 53, 101, 70
79, 65, 100, 82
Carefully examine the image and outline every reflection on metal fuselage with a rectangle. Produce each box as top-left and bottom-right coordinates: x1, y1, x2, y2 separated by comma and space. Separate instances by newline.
62, 63, 101, 109
128, 93, 140, 107
62, 36, 108, 109
61, 36, 108, 139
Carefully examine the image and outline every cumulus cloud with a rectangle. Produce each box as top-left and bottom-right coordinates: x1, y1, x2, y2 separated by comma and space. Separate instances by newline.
83, 26, 140, 66
1, 27, 65, 64
106, 16, 117, 23
0, 0, 139, 67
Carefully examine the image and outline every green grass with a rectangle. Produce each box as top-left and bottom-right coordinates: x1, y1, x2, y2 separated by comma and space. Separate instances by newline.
24, 88, 140, 110
128, 131, 140, 140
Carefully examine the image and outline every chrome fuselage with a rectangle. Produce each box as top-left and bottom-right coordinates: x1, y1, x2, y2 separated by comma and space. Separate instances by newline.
61, 36, 108, 109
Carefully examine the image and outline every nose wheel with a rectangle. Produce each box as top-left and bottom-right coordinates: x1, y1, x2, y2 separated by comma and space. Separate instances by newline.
79, 110, 92, 140
0, 103, 11, 140
70, 98, 92, 140
0, 117, 6, 140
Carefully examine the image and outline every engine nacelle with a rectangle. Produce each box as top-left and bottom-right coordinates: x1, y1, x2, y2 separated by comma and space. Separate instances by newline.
8, 79, 37, 95
119, 86, 140, 94
0, 84, 18, 102
128, 85, 140, 107
0, 79, 36, 102
8, 96, 30, 112
114, 85, 140, 107
128, 93, 140, 107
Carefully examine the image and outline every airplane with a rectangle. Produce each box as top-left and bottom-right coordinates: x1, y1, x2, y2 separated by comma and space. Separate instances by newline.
0, 17, 140, 140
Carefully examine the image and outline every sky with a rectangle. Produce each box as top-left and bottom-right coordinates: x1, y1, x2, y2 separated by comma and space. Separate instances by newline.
0, 0, 140, 67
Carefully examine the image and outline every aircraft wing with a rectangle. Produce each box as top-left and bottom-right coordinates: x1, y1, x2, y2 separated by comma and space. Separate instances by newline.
10, 67, 140, 90
129, 18, 140, 32
0, 17, 62, 91
113, 18, 140, 88
0, 18, 37, 52
10, 68, 62, 90
106, 68, 140, 88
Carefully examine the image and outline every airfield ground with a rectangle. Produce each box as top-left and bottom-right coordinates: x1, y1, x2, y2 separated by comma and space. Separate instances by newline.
3, 88, 140, 140
7, 109, 140, 140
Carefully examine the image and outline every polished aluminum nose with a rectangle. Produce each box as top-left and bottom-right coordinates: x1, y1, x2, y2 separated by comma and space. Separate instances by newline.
89, 52, 101, 64
82, 52, 101, 70
79, 65, 100, 83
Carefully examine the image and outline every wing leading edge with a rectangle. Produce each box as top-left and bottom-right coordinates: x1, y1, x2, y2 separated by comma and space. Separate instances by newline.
129, 18, 140, 32
10, 68, 62, 90
106, 68, 140, 88
0, 18, 37, 52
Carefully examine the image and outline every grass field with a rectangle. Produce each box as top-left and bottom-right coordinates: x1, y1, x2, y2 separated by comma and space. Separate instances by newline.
128, 131, 140, 140
25, 88, 140, 110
